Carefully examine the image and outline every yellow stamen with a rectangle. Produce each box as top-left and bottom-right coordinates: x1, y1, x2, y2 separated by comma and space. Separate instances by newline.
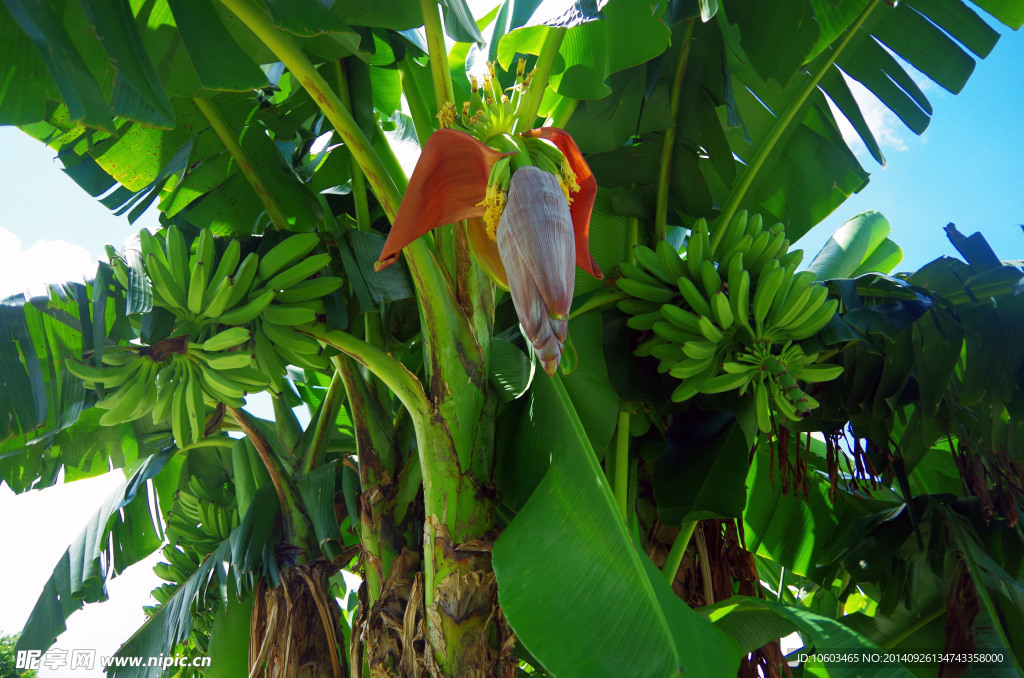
436, 101, 457, 128
477, 183, 506, 240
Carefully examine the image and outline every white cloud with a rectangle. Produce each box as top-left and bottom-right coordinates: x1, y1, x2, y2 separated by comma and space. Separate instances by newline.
0, 227, 97, 300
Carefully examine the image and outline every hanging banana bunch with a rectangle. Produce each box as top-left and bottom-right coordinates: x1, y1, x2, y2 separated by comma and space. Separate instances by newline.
67, 227, 345, 448
616, 211, 841, 431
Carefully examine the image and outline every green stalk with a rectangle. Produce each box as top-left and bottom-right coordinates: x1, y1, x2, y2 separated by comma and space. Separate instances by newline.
716, 0, 882, 230
653, 19, 694, 242
662, 520, 697, 582
516, 27, 566, 132
228, 406, 314, 553
297, 367, 346, 475
546, 96, 577, 129
192, 96, 288, 230
218, 0, 403, 221
302, 324, 429, 422
613, 409, 630, 520
399, 56, 436, 144
420, 0, 455, 113
333, 60, 371, 231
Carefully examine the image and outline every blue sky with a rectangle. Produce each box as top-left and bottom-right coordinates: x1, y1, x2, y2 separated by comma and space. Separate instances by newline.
801, 21, 1024, 270
0, 7, 1021, 675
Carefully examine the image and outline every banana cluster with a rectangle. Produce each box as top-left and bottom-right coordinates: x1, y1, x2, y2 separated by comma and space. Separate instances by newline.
616, 211, 840, 428
66, 328, 268, 447
156, 476, 238, 588
140, 226, 341, 394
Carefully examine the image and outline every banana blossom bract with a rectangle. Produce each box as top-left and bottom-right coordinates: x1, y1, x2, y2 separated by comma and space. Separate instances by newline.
376, 128, 602, 375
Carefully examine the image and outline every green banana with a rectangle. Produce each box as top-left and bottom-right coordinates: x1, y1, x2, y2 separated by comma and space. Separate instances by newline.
216, 287, 276, 325
261, 304, 318, 326
65, 356, 143, 386
146, 254, 188, 313
660, 304, 702, 335
656, 240, 688, 281
225, 252, 259, 310
274, 277, 343, 304
617, 277, 677, 304
165, 225, 190, 288
669, 354, 715, 379
631, 247, 675, 285
685, 219, 706, 280
261, 321, 323, 355
699, 370, 753, 394
676, 276, 712, 317
652, 321, 696, 344
626, 310, 665, 331
260, 253, 333, 292
257, 233, 321, 281
697, 315, 724, 343
193, 351, 254, 371
711, 292, 734, 330
752, 264, 785, 333
711, 209, 747, 257
755, 379, 771, 433
683, 339, 718, 360
202, 327, 251, 352
701, 260, 722, 297
254, 325, 286, 395
204, 238, 241, 307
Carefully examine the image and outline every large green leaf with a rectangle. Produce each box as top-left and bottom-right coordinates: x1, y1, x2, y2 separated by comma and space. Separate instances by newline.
496, 0, 670, 100
494, 376, 741, 678
0, 0, 113, 130
806, 212, 902, 279
654, 417, 750, 524
167, 0, 269, 91
16, 448, 174, 655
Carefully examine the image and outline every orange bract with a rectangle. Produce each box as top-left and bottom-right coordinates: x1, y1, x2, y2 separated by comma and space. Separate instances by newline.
376, 129, 512, 270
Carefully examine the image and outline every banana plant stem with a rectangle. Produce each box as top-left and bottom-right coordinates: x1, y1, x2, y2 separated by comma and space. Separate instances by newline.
228, 407, 312, 551
192, 96, 288, 231
517, 27, 566, 132
303, 324, 429, 422
613, 409, 630, 520
716, 0, 882, 230
333, 60, 371, 231
218, 0, 403, 221
420, 0, 455, 116
546, 96, 577, 129
399, 56, 436, 143
662, 520, 697, 582
653, 19, 694, 242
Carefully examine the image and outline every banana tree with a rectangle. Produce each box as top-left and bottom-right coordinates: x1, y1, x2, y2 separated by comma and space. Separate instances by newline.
1, 1, 1022, 677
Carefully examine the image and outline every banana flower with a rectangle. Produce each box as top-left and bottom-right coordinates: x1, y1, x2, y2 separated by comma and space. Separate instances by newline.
376, 127, 602, 375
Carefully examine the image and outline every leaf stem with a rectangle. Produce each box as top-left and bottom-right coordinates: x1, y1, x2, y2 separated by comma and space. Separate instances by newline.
333, 60, 371, 231
420, 0, 455, 115
716, 0, 882, 230
217, 0, 403, 221
654, 19, 694, 242
191, 96, 288, 231
662, 520, 697, 582
546, 96, 577, 129
517, 27, 566, 132
302, 324, 429, 422
228, 407, 312, 551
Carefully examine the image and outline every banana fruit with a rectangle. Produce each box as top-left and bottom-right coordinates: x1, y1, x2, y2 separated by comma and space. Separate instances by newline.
615, 211, 842, 427
79, 228, 346, 444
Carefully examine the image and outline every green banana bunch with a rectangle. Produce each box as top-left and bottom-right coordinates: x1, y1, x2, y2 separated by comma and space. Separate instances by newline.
140, 226, 342, 330
616, 211, 841, 422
